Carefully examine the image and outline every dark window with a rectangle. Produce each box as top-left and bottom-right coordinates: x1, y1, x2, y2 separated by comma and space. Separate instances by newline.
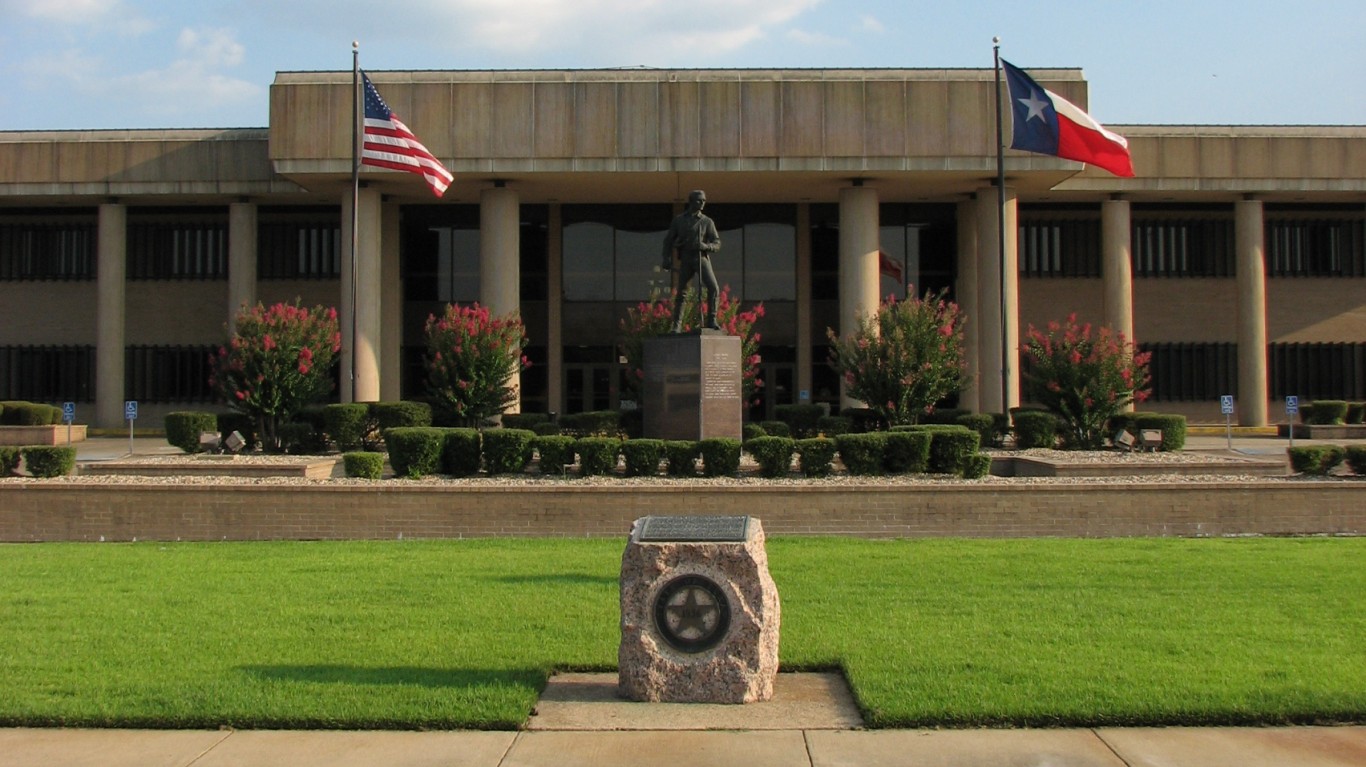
125, 345, 218, 403
1270, 342, 1366, 401
1132, 207, 1235, 277
0, 345, 95, 401
258, 207, 342, 280
1018, 206, 1101, 277
880, 204, 957, 299
128, 212, 228, 280
563, 204, 672, 303
1265, 210, 1366, 277
0, 214, 97, 281
401, 205, 480, 302
1138, 342, 1237, 402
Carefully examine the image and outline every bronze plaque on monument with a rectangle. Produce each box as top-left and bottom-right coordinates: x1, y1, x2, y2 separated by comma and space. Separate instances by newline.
642, 333, 743, 441
639, 515, 750, 542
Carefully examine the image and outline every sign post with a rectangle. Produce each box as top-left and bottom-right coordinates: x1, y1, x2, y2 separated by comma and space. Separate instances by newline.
62, 402, 75, 445
124, 400, 138, 455
1285, 396, 1299, 448
1220, 395, 1235, 450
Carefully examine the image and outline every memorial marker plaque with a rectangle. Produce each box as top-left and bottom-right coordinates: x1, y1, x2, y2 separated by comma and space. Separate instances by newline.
638, 515, 750, 542
642, 333, 742, 441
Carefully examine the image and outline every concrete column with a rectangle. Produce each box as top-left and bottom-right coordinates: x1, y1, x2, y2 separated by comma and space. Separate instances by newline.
547, 203, 564, 416
956, 198, 980, 413
227, 201, 257, 331
795, 202, 813, 404
1101, 199, 1134, 341
1236, 199, 1269, 426
340, 186, 383, 403
380, 200, 402, 400
975, 186, 1019, 414
481, 184, 521, 412
95, 203, 126, 429
837, 184, 880, 411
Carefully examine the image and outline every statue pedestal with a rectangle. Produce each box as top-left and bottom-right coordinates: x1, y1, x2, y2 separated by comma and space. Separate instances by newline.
642, 332, 743, 441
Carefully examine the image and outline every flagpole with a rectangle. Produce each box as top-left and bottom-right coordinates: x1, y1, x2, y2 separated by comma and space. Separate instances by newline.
349, 41, 360, 402
992, 37, 1010, 412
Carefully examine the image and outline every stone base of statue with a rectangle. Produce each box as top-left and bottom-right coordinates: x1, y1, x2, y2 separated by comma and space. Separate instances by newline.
618, 515, 781, 704
641, 332, 742, 441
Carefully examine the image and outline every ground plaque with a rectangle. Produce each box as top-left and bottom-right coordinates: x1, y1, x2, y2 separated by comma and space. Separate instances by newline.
618, 515, 781, 704
642, 333, 742, 441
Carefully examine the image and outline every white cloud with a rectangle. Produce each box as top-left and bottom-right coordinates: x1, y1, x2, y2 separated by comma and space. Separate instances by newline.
786, 28, 844, 47
3, 0, 119, 21
859, 14, 885, 34
177, 27, 245, 68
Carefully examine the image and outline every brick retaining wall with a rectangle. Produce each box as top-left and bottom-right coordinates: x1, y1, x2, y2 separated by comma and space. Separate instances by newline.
0, 482, 1361, 542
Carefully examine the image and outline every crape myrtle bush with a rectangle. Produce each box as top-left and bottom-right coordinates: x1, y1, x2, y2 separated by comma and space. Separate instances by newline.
164, 411, 218, 453
1345, 445, 1366, 475
383, 427, 445, 479
796, 437, 836, 477
482, 428, 536, 475
425, 302, 529, 427
441, 428, 482, 476
883, 430, 931, 474
665, 440, 699, 476
621, 439, 665, 477
533, 435, 577, 476
342, 451, 384, 479
22, 446, 76, 478
745, 436, 795, 478
699, 437, 742, 477
835, 433, 889, 476
576, 437, 621, 477
774, 404, 823, 438
1287, 445, 1346, 476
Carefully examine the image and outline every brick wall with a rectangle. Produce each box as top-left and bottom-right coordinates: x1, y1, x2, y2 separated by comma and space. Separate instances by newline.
0, 482, 1361, 542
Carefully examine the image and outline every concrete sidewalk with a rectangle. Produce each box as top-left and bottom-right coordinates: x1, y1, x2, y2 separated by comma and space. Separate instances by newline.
3, 725, 1363, 767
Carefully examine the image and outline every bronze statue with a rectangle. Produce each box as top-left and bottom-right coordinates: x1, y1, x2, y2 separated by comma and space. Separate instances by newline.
661, 190, 722, 332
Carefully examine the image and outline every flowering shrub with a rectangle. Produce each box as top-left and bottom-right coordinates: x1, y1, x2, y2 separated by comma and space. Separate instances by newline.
1022, 313, 1152, 449
425, 303, 529, 426
210, 301, 341, 450
618, 285, 765, 404
827, 288, 967, 426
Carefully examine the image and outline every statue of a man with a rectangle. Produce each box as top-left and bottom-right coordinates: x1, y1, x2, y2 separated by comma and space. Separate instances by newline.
661, 190, 722, 333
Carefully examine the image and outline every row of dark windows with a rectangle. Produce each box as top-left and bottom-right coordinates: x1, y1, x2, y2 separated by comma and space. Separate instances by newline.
5, 341, 1362, 408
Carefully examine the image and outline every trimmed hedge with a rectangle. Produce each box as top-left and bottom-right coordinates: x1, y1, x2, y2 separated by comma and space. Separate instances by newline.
1134, 413, 1187, 452
576, 437, 621, 477
1345, 445, 1366, 475
164, 411, 218, 453
323, 403, 370, 451
816, 415, 852, 436
835, 432, 889, 476
665, 440, 699, 477
342, 451, 385, 479
840, 407, 884, 434
918, 425, 981, 474
961, 452, 993, 479
774, 404, 823, 438
558, 410, 621, 438
0, 401, 61, 425
482, 428, 536, 475
371, 401, 433, 431
920, 407, 969, 426
383, 427, 445, 479
532, 421, 562, 436
622, 439, 665, 477
742, 423, 767, 442
441, 428, 482, 476
699, 437, 742, 477
533, 435, 577, 476
954, 413, 998, 449
1346, 402, 1366, 424
796, 437, 836, 478
746, 436, 795, 478
1287, 445, 1346, 475
0, 446, 20, 476
883, 430, 931, 474
1305, 400, 1350, 425
758, 420, 791, 438
22, 446, 77, 478
1012, 410, 1060, 449
501, 412, 550, 431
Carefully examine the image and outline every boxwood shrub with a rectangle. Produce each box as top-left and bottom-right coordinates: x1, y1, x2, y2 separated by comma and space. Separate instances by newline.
1345, 445, 1366, 475
482, 428, 536, 475
1012, 410, 1060, 449
533, 435, 577, 476
961, 452, 993, 479
1346, 402, 1365, 424
164, 411, 218, 453
883, 430, 931, 474
501, 412, 549, 431
440, 428, 482, 476
742, 423, 767, 442
22, 446, 77, 478
922, 425, 980, 474
1287, 445, 1346, 475
746, 436, 795, 478
1305, 400, 1350, 425
796, 437, 836, 478
576, 437, 621, 477
383, 427, 445, 479
699, 437, 742, 477
1, 401, 61, 425
758, 420, 791, 438
342, 451, 385, 479
323, 403, 371, 451
665, 440, 699, 476
558, 410, 621, 438
774, 404, 823, 438
816, 415, 852, 436
835, 432, 888, 476
621, 439, 665, 477
954, 412, 998, 448
921, 407, 969, 426
0, 446, 20, 476
370, 400, 433, 431
1134, 413, 1187, 451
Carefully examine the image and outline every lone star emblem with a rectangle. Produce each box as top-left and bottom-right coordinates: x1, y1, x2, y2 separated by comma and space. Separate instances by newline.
653, 575, 731, 653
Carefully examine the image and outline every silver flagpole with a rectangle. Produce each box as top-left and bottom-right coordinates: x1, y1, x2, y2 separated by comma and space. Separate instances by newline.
992, 37, 1010, 411
349, 41, 360, 401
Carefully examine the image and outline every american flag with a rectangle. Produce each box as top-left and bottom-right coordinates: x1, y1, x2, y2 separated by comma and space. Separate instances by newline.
361, 72, 453, 196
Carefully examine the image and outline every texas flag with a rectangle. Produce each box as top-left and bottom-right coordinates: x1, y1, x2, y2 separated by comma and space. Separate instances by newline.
1002, 60, 1135, 178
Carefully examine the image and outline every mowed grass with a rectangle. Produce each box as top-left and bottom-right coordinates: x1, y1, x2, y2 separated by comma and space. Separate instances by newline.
0, 537, 1362, 729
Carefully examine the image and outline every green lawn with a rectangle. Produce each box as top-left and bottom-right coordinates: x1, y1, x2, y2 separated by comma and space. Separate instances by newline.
0, 537, 1362, 729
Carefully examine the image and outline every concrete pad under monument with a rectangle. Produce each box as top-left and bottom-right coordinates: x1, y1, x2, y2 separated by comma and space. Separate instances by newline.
642, 333, 742, 441
618, 515, 781, 704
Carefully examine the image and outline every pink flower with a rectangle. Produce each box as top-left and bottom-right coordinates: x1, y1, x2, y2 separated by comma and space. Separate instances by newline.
235, 390, 246, 400
298, 363, 311, 375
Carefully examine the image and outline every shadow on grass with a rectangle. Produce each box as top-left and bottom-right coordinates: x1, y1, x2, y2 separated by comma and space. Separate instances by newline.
240, 665, 543, 690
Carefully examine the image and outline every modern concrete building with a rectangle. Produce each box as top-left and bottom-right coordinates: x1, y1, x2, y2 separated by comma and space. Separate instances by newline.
1, 67, 1362, 428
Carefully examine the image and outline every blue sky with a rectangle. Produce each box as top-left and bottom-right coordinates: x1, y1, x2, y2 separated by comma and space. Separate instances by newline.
1, 0, 1361, 131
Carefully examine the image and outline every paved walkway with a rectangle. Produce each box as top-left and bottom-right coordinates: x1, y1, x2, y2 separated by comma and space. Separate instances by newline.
3, 725, 1363, 766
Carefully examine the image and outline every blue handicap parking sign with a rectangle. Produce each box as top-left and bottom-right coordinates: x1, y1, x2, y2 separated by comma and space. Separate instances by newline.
1219, 395, 1234, 415
62, 402, 75, 423
125, 400, 138, 421
1285, 396, 1299, 414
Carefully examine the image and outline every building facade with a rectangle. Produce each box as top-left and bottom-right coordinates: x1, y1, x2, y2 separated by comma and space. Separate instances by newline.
1, 68, 1363, 428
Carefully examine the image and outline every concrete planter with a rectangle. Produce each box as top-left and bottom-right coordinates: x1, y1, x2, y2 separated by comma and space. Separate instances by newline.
0, 425, 87, 446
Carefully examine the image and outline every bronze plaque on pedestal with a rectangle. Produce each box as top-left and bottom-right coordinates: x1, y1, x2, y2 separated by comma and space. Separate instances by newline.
642, 333, 742, 441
